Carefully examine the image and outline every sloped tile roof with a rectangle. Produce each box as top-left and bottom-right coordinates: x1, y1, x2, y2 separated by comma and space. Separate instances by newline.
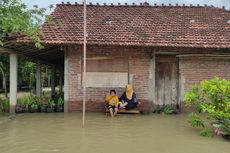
19, 3, 230, 48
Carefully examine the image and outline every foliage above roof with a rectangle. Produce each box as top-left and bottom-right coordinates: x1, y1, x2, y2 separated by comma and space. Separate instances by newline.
0, 0, 53, 48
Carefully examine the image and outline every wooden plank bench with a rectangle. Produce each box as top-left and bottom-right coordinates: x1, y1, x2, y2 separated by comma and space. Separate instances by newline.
105, 102, 142, 114
104, 99, 152, 114
106, 109, 141, 114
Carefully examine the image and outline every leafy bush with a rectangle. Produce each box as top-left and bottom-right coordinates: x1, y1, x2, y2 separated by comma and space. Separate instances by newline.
213, 119, 230, 136
188, 113, 205, 128
48, 98, 55, 108
184, 77, 230, 120
163, 105, 178, 114
57, 97, 64, 106
153, 105, 178, 114
17, 95, 40, 111
28, 95, 40, 110
199, 128, 213, 137
30, 103, 39, 110
0, 0, 53, 48
184, 77, 230, 138
2, 99, 9, 113
184, 85, 203, 112
17, 96, 28, 107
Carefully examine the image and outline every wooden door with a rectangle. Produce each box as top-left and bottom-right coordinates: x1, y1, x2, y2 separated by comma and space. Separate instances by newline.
155, 55, 178, 106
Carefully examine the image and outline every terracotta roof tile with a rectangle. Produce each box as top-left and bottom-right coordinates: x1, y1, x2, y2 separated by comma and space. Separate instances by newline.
19, 3, 230, 48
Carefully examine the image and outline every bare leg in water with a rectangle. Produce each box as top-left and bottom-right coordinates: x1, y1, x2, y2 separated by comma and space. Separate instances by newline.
109, 108, 114, 117
114, 107, 118, 116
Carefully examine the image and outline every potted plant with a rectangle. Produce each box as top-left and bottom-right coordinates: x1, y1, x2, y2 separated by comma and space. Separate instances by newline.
28, 103, 39, 113
40, 97, 48, 113
55, 97, 64, 112
16, 96, 27, 113
27, 95, 40, 113
47, 98, 55, 113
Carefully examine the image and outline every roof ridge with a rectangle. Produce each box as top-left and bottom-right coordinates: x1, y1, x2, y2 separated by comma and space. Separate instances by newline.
57, 1, 229, 11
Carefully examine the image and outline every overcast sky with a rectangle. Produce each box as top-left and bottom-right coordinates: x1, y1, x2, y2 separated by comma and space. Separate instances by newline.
20, 0, 230, 12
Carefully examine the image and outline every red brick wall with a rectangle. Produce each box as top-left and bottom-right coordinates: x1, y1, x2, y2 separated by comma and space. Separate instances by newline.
67, 45, 152, 112
179, 57, 230, 92
66, 45, 230, 112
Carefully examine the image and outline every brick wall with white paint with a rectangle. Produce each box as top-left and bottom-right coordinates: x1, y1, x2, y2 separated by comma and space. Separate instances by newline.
67, 45, 152, 112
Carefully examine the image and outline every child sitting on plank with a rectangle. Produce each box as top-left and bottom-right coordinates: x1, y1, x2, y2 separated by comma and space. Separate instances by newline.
105, 90, 119, 117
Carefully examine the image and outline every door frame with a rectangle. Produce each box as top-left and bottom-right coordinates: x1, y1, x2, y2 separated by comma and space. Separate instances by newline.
154, 54, 179, 107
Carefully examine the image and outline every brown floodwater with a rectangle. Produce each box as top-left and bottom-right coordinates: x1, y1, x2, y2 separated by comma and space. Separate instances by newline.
0, 113, 229, 153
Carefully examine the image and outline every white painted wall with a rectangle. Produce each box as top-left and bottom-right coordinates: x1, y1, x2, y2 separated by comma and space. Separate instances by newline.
85, 72, 128, 88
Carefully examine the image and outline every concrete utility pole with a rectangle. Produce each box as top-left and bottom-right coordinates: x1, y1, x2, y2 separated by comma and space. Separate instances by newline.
82, 0, 87, 127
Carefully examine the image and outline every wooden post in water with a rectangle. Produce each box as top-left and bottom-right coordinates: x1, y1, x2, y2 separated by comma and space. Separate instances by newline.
82, 0, 87, 127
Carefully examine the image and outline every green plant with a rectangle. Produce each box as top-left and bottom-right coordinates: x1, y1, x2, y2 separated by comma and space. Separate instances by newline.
184, 85, 203, 112
30, 103, 39, 110
0, 0, 53, 48
188, 113, 205, 128
48, 98, 55, 108
213, 119, 230, 136
184, 77, 230, 120
17, 96, 28, 107
188, 113, 213, 138
163, 105, 178, 114
184, 77, 230, 138
0, 98, 3, 112
199, 128, 213, 137
57, 97, 64, 106
20, 95, 40, 111
2, 99, 9, 113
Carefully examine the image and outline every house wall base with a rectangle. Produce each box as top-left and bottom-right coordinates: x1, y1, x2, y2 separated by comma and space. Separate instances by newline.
68, 100, 152, 113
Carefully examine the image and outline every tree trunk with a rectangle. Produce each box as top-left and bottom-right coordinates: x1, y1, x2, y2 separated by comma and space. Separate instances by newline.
29, 72, 33, 93
45, 66, 48, 87
48, 71, 50, 88
0, 65, 8, 98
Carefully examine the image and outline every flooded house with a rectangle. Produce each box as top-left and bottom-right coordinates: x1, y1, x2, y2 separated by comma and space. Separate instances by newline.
2, 2, 230, 113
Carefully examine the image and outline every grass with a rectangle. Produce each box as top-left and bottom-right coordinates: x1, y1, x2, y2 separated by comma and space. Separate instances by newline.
0, 87, 57, 99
